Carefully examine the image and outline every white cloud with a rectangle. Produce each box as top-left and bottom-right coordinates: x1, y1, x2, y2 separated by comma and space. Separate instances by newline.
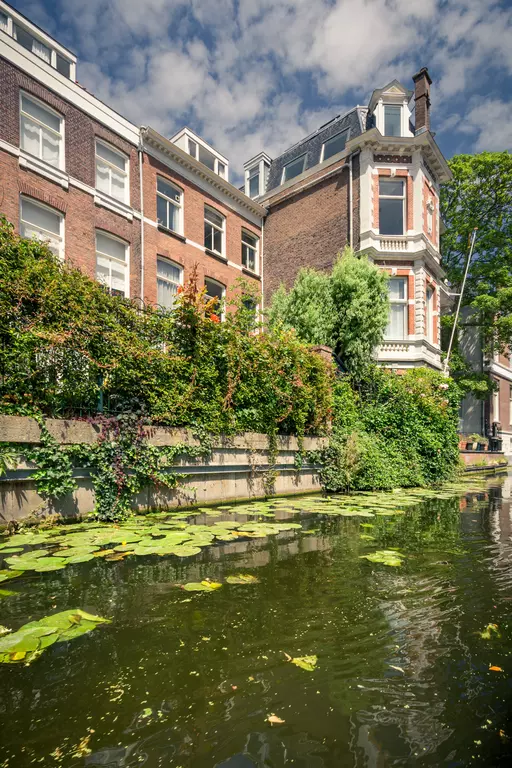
18, 0, 512, 178
465, 100, 512, 151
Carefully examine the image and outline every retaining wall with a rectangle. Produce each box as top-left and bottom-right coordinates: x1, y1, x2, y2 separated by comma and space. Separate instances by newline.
0, 416, 327, 522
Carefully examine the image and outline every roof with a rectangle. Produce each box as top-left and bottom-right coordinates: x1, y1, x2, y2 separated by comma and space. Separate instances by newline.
265, 107, 362, 192
367, 79, 413, 113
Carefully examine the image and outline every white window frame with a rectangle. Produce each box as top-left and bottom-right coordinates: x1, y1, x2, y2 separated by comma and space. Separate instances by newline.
204, 276, 226, 320
0, 10, 9, 32
241, 230, 259, 274
379, 178, 406, 236
204, 206, 225, 257
509, 384, 512, 427
95, 139, 129, 204
320, 130, 349, 163
426, 199, 434, 236
426, 284, 434, 343
14, 23, 51, 64
248, 167, 261, 198
492, 385, 500, 424
19, 195, 64, 260
95, 230, 129, 298
187, 138, 226, 178
385, 277, 408, 340
156, 176, 184, 235
281, 154, 307, 184
156, 257, 183, 312
383, 104, 403, 137
20, 91, 64, 170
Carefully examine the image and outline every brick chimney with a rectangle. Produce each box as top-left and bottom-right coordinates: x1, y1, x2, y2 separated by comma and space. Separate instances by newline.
412, 67, 432, 134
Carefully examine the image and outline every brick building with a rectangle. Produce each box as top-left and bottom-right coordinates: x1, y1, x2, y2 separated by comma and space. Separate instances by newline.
244, 70, 451, 371
0, 0, 264, 313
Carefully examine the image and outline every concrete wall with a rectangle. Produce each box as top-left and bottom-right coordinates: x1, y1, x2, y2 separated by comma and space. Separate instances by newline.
0, 416, 327, 522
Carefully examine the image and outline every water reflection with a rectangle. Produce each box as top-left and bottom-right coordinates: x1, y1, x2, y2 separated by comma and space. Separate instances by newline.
1, 478, 512, 767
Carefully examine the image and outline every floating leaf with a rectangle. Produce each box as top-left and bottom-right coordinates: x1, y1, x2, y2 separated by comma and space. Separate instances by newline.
266, 714, 285, 725
226, 574, 259, 585
285, 652, 317, 671
0, 570, 24, 583
182, 581, 222, 592
0, 589, 16, 598
489, 665, 504, 672
0, 609, 110, 664
479, 624, 501, 640
360, 550, 404, 567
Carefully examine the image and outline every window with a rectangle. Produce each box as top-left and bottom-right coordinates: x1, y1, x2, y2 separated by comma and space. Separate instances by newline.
204, 207, 224, 255
493, 386, 500, 424
426, 285, 434, 343
241, 231, 258, 273
322, 130, 349, 162
205, 277, 225, 311
379, 178, 405, 235
14, 24, 51, 63
509, 385, 512, 427
427, 199, 434, 235
282, 154, 307, 183
20, 93, 63, 168
0, 11, 8, 31
248, 169, 260, 198
20, 197, 63, 258
198, 144, 215, 172
385, 277, 408, 339
56, 54, 71, 78
156, 177, 183, 233
95, 140, 128, 203
95, 231, 128, 297
217, 162, 226, 178
188, 139, 197, 158
157, 258, 182, 311
384, 105, 402, 137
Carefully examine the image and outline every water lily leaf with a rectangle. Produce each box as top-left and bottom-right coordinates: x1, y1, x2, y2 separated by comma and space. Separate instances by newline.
0, 589, 16, 597
170, 546, 201, 557
182, 581, 222, 592
479, 623, 501, 640
360, 550, 404, 567
0, 547, 24, 554
65, 554, 95, 564
226, 574, 259, 585
33, 559, 68, 572
285, 653, 317, 671
0, 570, 24, 582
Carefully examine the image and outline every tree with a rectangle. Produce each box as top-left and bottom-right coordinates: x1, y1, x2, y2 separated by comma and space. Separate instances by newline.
441, 151, 512, 356
267, 248, 389, 376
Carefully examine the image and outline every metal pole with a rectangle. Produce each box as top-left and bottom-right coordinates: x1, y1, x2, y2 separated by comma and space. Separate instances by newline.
443, 228, 478, 374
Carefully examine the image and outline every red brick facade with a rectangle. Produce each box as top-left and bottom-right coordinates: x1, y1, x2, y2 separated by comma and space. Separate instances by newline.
263, 154, 360, 298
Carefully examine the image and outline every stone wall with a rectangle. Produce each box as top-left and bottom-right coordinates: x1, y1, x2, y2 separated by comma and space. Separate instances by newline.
0, 416, 327, 522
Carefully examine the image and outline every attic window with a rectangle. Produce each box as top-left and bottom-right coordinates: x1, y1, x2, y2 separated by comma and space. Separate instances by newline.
15, 24, 50, 63
322, 130, 349, 162
282, 154, 307, 183
0, 11, 8, 31
384, 106, 402, 137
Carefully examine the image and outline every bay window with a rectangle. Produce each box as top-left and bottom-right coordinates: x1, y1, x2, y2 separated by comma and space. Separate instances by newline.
204, 207, 225, 256
20, 196, 64, 259
385, 277, 408, 339
379, 178, 405, 235
156, 177, 183, 234
95, 231, 128, 297
157, 258, 183, 311
95, 140, 129, 203
20, 93, 63, 168
241, 231, 258, 273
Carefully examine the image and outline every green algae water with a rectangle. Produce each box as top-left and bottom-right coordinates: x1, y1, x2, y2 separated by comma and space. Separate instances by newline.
1, 476, 512, 766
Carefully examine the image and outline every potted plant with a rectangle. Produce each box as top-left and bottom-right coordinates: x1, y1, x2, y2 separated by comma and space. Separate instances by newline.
477, 436, 489, 451
466, 433, 480, 450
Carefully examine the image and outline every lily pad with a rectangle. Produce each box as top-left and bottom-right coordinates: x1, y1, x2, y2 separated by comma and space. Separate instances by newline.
285, 653, 318, 671
182, 581, 222, 592
0, 570, 24, 583
360, 550, 404, 567
226, 574, 259, 585
0, 609, 110, 664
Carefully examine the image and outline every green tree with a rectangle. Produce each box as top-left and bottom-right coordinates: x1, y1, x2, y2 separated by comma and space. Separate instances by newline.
268, 248, 389, 376
441, 151, 512, 357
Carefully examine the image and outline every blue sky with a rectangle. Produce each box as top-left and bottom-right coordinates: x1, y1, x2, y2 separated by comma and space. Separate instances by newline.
11, 0, 512, 181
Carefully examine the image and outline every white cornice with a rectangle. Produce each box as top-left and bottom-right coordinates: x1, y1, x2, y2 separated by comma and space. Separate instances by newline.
143, 127, 266, 224
489, 361, 512, 382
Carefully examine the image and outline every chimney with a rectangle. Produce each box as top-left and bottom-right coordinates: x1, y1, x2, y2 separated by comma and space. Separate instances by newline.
412, 67, 432, 134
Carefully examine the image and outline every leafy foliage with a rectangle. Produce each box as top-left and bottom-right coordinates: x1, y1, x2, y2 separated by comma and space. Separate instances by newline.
441, 151, 512, 374
268, 248, 389, 376
312, 367, 462, 492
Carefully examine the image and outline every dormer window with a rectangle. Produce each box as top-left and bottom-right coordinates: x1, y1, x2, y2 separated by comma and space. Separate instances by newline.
248, 168, 260, 198
0, 11, 8, 31
282, 154, 307, 183
384, 105, 402, 136
15, 24, 51, 64
321, 130, 349, 162
2, 6, 75, 80
183, 134, 227, 178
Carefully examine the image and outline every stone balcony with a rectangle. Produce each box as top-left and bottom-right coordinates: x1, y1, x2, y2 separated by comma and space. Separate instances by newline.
376, 338, 442, 370
360, 230, 441, 267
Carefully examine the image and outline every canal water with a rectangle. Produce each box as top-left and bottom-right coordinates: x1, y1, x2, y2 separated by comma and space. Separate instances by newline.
1, 476, 512, 767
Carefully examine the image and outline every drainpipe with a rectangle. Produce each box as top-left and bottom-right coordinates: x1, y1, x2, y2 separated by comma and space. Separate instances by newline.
138, 127, 147, 304
348, 153, 353, 249
260, 215, 265, 311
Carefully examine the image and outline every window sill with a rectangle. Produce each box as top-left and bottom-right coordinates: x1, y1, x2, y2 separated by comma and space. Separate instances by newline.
19, 152, 69, 189
242, 267, 261, 280
205, 248, 228, 264
95, 192, 134, 221
157, 225, 186, 243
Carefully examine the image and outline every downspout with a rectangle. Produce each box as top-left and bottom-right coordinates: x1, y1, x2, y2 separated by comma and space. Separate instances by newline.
260, 215, 265, 311
348, 153, 353, 249
138, 127, 147, 303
